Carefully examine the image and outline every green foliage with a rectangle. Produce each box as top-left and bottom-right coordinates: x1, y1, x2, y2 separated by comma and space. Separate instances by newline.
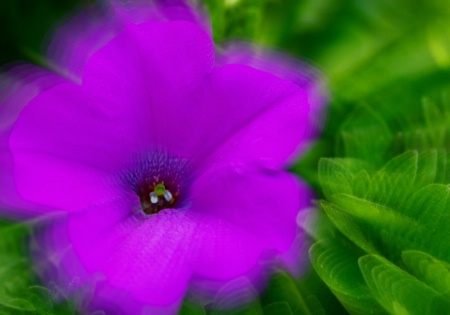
0, 220, 77, 315
179, 299, 207, 315
338, 106, 393, 167
180, 269, 343, 315
0, 0, 88, 65
311, 88, 450, 314
261, 271, 322, 315
401, 250, 450, 298
310, 239, 386, 314
359, 255, 450, 315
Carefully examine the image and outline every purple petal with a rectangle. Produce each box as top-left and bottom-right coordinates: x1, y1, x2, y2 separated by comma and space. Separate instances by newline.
0, 1, 327, 312
217, 43, 327, 143
46, 0, 211, 81
8, 83, 133, 211
80, 19, 214, 154
193, 63, 311, 171
63, 199, 265, 307
0, 66, 66, 216
191, 168, 311, 256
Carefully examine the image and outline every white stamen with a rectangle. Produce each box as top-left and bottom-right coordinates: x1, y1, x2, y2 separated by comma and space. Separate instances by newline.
163, 190, 173, 202
149, 191, 158, 204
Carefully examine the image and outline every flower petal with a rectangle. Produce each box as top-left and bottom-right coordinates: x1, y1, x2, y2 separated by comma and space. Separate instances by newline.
194, 63, 315, 172
0, 66, 69, 215
8, 82, 138, 211
216, 43, 327, 144
7, 18, 215, 211
65, 197, 265, 307
191, 167, 313, 260
47, 1, 211, 81
80, 19, 214, 154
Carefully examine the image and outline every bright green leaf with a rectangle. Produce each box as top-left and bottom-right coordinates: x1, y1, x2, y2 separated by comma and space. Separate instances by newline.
338, 105, 393, 166
367, 151, 418, 209
320, 201, 380, 255
402, 250, 450, 299
359, 255, 450, 315
261, 271, 310, 315
310, 239, 386, 314
401, 184, 450, 262
318, 158, 371, 199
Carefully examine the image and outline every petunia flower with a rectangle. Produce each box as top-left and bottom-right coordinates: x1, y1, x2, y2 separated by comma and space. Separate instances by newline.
0, 0, 326, 314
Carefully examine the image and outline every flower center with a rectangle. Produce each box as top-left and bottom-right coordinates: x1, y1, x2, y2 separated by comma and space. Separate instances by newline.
137, 180, 178, 215
124, 152, 191, 215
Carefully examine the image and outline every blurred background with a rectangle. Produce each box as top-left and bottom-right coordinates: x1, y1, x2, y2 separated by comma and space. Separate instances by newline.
1, 0, 450, 314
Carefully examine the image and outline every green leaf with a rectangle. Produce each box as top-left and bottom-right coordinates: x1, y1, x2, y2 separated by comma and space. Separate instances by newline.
399, 93, 450, 152
359, 255, 450, 315
318, 151, 447, 263
26, 286, 53, 314
401, 184, 450, 262
295, 264, 347, 315
434, 150, 449, 184
0, 297, 35, 313
351, 170, 371, 199
318, 158, 354, 199
402, 250, 450, 298
422, 97, 446, 147
309, 239, 386, 314
179, 299, 206, 315
366, 151, 418, 209
303, 296, 327, 315
414, 150, 439, 188
204, 0, 264, 43
0, 220, 79, 315
332, 194, 391, 225
263, 302, 293, 315
0, 221, 31, 257
318, 158, 371, 200
261, 271, 313, 315
320, 200, 380, 255
0, 259, 35, 295
338, 105, 393, 166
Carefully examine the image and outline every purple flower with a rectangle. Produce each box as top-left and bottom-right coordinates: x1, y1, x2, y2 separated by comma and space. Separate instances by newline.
0, 1, 326, 313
